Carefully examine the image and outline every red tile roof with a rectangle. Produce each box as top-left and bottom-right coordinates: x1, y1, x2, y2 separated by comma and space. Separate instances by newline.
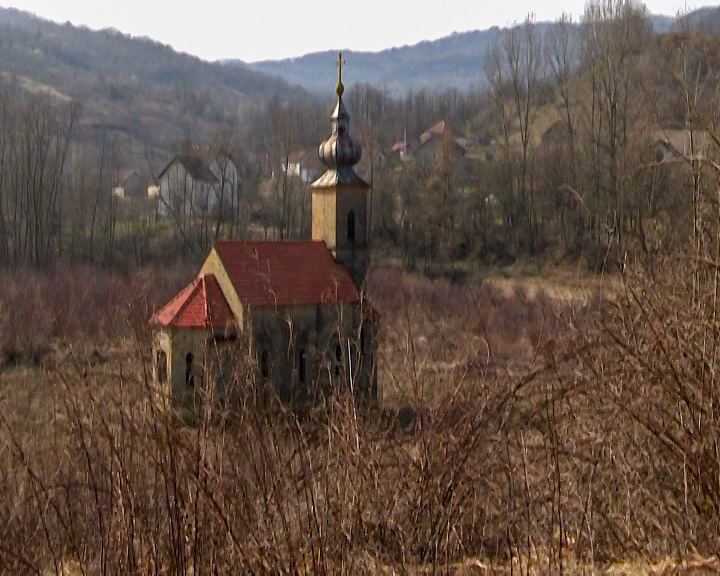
428, 120, 448, 135
151, 274, 235, 330
420, 120, 449, 144
214, 240, 360, 307
391, 141, 406, 153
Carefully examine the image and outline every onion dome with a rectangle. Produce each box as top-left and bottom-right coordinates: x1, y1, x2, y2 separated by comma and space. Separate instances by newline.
318, 51, 362, 170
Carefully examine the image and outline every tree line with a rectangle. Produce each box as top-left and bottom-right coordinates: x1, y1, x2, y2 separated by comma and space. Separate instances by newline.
1, 0, 719, 271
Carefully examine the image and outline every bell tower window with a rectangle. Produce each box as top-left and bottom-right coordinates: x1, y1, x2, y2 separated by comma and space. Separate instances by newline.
347, 210, 356, 242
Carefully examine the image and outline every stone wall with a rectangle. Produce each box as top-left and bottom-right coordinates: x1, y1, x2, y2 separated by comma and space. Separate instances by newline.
249, 301, 377, 403
311, 188, 337, 251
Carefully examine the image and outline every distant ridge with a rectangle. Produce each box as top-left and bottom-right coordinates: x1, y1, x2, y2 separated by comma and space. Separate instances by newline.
245, 8, 717, 94
0, 6, 301, 161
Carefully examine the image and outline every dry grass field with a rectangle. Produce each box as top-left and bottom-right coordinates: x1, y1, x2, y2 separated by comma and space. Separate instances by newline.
1, 260, 719, 573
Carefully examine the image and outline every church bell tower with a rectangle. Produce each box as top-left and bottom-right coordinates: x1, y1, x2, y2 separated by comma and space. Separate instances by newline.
311, 52, 370, 289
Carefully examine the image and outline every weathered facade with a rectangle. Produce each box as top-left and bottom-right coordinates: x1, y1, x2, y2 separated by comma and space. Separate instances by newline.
151, 59, 379, 412
157, 147, 239, 217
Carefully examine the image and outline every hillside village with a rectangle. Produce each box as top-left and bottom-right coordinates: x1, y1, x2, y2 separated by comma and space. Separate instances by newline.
113, 117, 469, 212
108, 98, 702, 274
0, 4, 715, 270
6, 2, 720, 572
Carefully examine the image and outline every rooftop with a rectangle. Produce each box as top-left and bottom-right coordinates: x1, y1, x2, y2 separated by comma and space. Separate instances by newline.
151, 274, 235, 331
420, 120, 449, 144
214, 240, 360, 307
157, 146, 233, 184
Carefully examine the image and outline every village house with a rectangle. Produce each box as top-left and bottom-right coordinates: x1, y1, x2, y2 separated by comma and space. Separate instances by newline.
390, 139, 407, 161
355, 147, 387, 182
150, 57, 378, 413
534, 119, 571, 163
415, 120, 468, 170
282, 148, 326, 183
284, 146, 385, 184
157, 146, 239, 217
147, 178, 160, 199
112, 170, 145, 199
653, 128, 712, 163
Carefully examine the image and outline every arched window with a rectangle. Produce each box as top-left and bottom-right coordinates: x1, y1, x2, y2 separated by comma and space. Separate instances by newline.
185, 352, 194, 388
299, 348, 306, 383
260, 350, 269, 379
335, 344, 342, 377
347, 210, 356, 242
157, 350, 168, 384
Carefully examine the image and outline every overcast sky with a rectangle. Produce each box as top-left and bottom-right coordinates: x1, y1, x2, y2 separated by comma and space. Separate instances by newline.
1, 0, 717, 62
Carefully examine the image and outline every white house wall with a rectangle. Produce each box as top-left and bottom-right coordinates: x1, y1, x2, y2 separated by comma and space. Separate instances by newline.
159, 161, 220, 217
208, 159, 239, 210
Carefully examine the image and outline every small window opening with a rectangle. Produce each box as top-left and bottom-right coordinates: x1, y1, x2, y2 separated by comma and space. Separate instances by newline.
299, 348, 306, 383
335, 344, 342, 377
347, 210, 356, 242
261, 350, 269, 379
185, 352, 195, 388
157, 350, 168, 384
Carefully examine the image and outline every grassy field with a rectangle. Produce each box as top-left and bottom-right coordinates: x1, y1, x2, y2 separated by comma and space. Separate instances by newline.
1, 260, 720, 573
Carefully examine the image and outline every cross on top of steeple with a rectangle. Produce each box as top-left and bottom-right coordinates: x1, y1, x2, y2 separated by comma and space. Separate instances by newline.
336, 51, 346, 97
314, 52, 366, 187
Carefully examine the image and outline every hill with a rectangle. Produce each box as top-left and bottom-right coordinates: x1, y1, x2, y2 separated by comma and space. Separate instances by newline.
248, 9, 715, 94
0, 7, 301, 163
680, 5, 720, 33
249, 26, 505, 94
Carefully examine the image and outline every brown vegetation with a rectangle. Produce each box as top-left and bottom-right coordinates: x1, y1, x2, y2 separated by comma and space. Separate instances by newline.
0, 264, 190, 368
3, 259, 720, 572
5, 0, 720, 572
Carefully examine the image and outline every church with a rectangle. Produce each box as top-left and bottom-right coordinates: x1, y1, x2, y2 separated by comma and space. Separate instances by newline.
150, 55, 378, 411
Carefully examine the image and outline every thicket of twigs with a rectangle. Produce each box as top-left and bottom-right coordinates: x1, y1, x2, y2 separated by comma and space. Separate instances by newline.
1, 260, 720, 572
0, 264, 190, 367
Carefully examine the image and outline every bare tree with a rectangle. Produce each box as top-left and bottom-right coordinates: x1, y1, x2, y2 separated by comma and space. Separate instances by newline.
580, 0, 649, 252
486, 15, 545, 253
0, 88, 77, 267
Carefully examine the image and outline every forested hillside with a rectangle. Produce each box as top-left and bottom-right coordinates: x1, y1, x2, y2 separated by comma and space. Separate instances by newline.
248, 9, 711, 93
0, 7, 298, 160
3, 2, 720, 271
8, 3, 720, 572
250, 26, 506, 93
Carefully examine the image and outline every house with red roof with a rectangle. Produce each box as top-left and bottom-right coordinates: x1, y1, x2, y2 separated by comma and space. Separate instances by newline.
390, 140, 408, 161
150, 57, 378, 411
415, 120, 468, 170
